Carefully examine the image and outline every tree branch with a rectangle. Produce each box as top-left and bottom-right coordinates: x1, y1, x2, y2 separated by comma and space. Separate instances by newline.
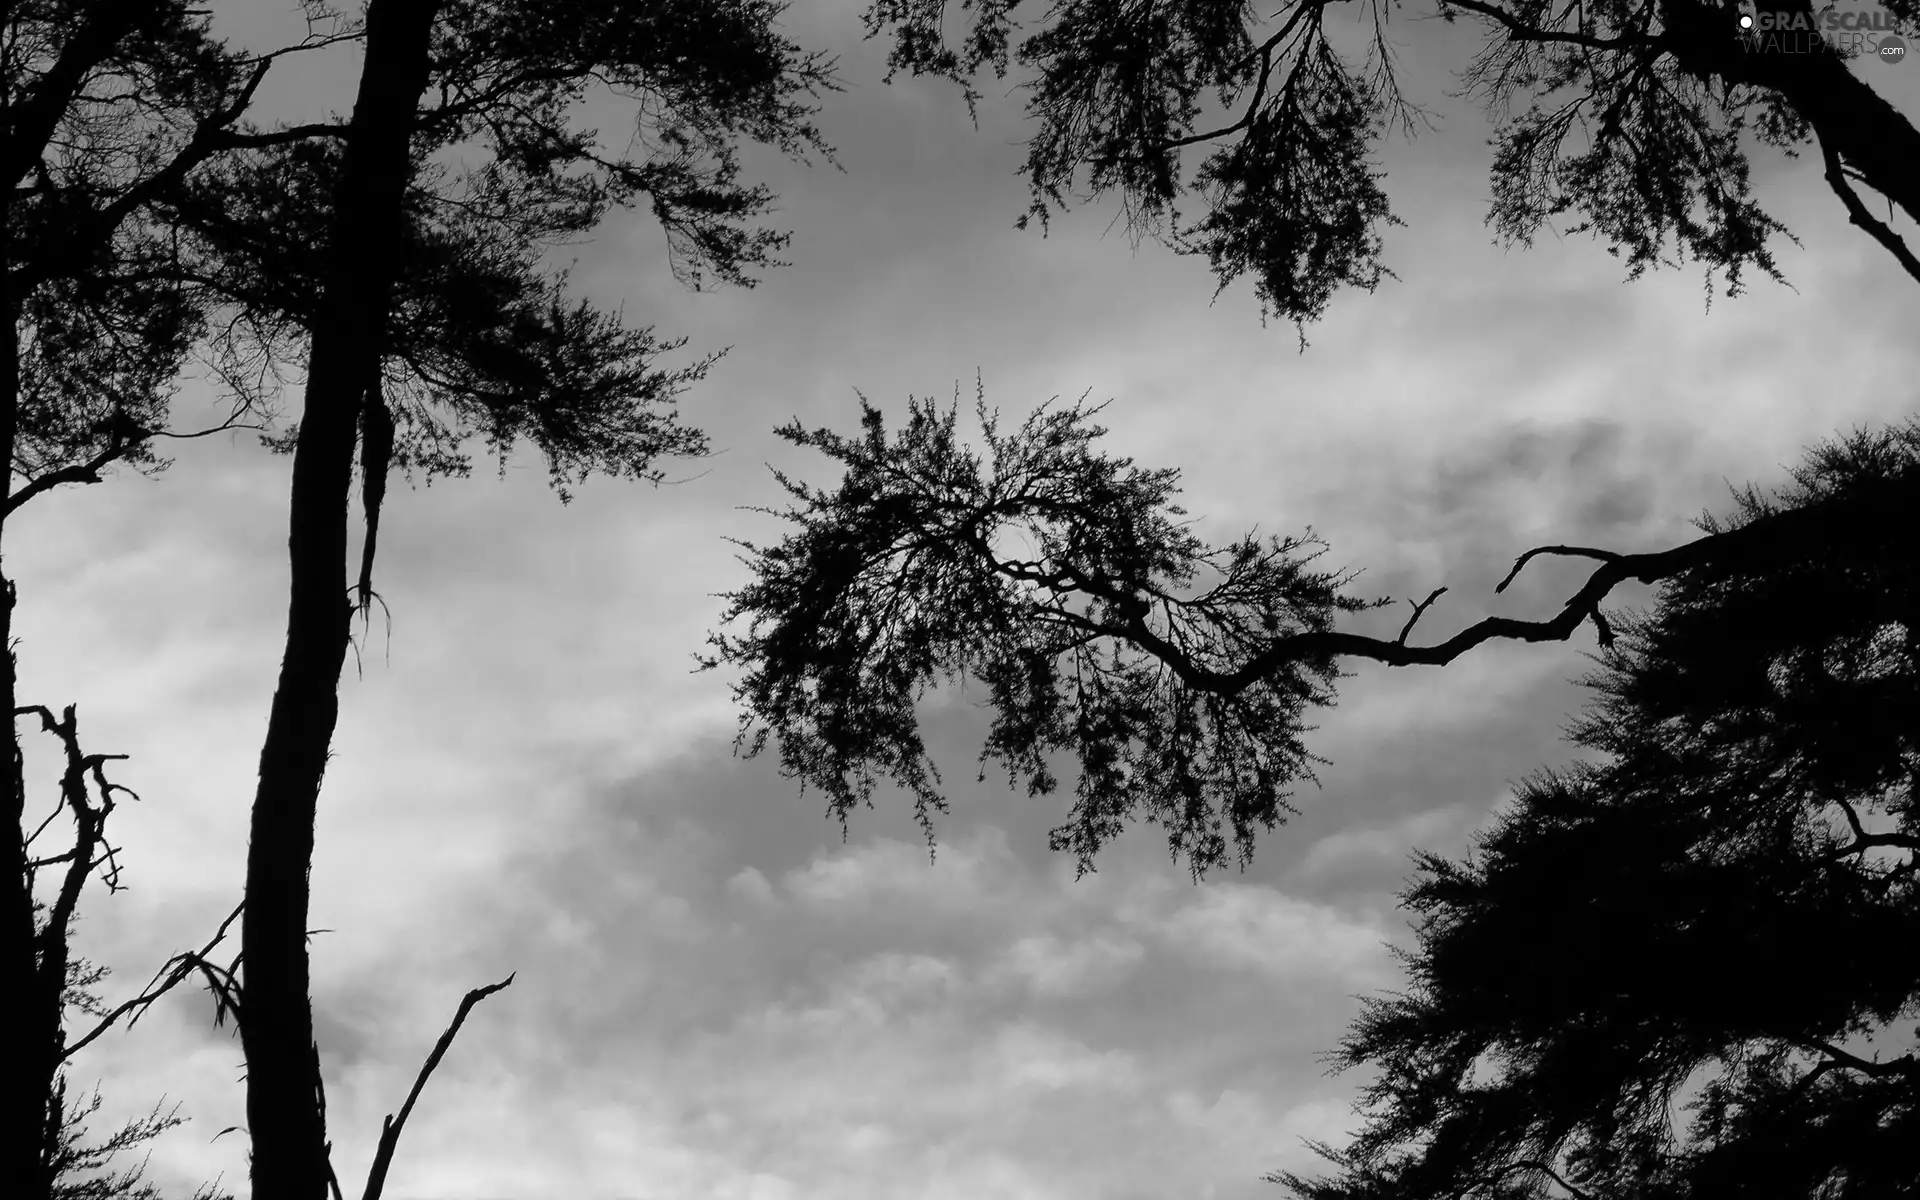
1826, 794, 1920, 862
1441, 0, 1656, 52
1396, 587, 1447, 645
17, 704, 133, 967
1494, 544, 1624, 593
2, 0, 149, 189
1796, 1036, 1920, 1080
4, 424, 148, 520
1819, 135, 1920, 287
1151, 1, 1328, 153
60, 901, 245, 1062
1212, 489, 1868, 694
216, 123, 352, 150
360, 973, 516, 1200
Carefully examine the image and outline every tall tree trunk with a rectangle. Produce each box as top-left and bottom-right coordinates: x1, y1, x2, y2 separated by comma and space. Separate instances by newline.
239, 2, 437, 1196
1, 179, 57, 1200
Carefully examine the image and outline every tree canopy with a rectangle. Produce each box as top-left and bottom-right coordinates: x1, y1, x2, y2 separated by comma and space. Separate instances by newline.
1274, 422, 1920, 1200
704, 389, 1381, 876
703, 382, 1909, 878
6, 0, 839, 1196
860, 0, 1920, 331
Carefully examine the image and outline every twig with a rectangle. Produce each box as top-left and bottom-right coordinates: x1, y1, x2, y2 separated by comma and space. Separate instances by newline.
1396, 587, 1447, 645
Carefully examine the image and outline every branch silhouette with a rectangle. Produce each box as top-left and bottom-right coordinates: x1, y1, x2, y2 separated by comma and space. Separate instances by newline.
360, 973, 515, 1200
709, 392, 1912, 875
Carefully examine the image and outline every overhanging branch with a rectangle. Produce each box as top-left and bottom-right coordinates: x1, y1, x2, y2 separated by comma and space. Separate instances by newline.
1218, 485, 1871, 694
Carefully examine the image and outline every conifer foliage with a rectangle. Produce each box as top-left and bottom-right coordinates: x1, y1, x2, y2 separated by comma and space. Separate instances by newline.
1276, 425, 1920, 1200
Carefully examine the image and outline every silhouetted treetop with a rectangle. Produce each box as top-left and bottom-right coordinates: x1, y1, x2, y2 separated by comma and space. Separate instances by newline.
1276, 421, 1920, 1200
163, 0, 838, 499
3, 0, 300, 497
861, 0, 1920, 331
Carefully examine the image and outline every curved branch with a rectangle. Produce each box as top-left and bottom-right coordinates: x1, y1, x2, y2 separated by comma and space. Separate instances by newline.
1494, 544, 1623, 593
1213, 491, 1862, 693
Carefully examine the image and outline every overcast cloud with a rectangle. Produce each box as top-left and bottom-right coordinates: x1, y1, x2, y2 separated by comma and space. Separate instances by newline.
18, 2, 1920, 1198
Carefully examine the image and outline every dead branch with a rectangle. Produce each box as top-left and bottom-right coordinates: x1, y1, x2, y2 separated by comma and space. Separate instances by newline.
360, 973, 516, 1200
1396, 587, 1448, 645
60, 902, 245, 1061
16, 704, 133, 959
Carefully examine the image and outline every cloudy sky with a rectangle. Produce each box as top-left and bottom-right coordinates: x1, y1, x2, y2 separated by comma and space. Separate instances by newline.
20, 3, 1920, 1198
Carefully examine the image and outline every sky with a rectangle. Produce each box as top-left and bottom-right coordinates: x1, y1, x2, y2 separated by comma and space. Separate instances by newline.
18, 2, 1920, 1199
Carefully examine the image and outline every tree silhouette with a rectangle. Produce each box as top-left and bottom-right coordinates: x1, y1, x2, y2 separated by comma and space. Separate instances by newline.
704, 389, 1383, 875
3, 3, 359, 1187
1272, 421, 1919, 1200
9, 0, 835, 1195
13, 702, 245, 1200
704, 387, 1917, 877
171, 2, 833, 1196
861, 0, 1920, 332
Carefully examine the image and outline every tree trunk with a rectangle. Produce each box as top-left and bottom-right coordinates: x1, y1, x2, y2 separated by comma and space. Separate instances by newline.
239, 2, 438, 1197
1, 192, 58, 1200
1664, 0, 1920, 231
3, 8, 154, 1190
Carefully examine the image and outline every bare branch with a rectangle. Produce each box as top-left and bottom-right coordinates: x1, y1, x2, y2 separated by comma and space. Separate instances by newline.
4, 435, 142, 519
1396, 587, 1448, 646
16, 704, 133, 970
60, 902, 245, 1062
1796, 1036, 1920, 1081
361, 973, 516, 1200
232, 25, 366, 70
151, 411, 270, 441
1, 400, 253, 522
1494, 544, 1624, 594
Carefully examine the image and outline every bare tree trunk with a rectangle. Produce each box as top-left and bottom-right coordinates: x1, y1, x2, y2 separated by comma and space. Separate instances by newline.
239, 2, 437, 1196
